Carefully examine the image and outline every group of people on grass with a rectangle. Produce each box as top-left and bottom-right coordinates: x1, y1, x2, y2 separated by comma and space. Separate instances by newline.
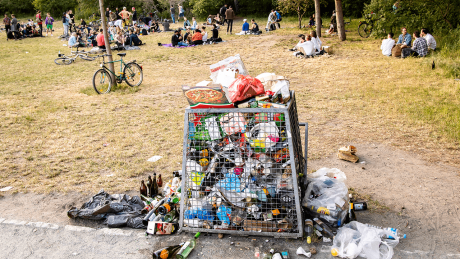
171, 24, 220, 47
380, 27, 436, 58
3, 11, 53, 40
289, 30, 324, 58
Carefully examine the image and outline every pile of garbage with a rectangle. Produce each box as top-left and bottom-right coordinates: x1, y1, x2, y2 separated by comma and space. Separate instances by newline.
179, 55, 303, 234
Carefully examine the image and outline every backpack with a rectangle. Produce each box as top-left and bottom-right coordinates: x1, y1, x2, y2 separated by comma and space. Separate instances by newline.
220, 7, 226, 15
392, 44, 402, 57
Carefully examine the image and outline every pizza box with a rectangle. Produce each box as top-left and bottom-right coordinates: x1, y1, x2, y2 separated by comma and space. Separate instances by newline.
182, 84, 231, 106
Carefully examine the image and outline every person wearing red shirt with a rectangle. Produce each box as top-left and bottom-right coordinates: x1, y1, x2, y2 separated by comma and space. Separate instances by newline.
96, 29, 106, 49
36, 11, 43, 36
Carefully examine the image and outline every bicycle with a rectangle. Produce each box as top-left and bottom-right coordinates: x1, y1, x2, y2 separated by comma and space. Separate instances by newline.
92, 53, 143, 94
54, 46, 99, 65
358, 13, 383, 38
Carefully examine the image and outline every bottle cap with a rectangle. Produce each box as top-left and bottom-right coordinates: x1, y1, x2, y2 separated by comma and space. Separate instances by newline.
195, 232, 201, 238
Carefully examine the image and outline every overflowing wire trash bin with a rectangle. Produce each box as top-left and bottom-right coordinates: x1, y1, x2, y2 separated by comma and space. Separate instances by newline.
179, 91, 307, 238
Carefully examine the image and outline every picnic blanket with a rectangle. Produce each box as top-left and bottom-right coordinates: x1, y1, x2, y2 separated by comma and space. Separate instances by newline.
162, 43, 196, 48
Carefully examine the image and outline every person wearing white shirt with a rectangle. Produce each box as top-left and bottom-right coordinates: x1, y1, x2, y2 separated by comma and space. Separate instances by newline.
310, 30, 322, 53
298, 35, 316, 56
380, 32, 395, 56
421, 28, 436, 50
191, 17, 197, 30
201, 26, 208, 43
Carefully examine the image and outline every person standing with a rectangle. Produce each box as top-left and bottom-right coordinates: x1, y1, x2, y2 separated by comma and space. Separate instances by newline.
45, 13, 54, 36
11, 14, 19, 40
178, 4, 185, 22
110, 11, 117, 25
68, 10, 75, 32
62, 11, 69, 38
220, 4, 227, 25
132, 7, 137, 25
225, 6, 235, 35
36, 11, 43, 36
105, 8, 110, 19
115, 8, 121, 20
119, 7, 132, 27
3, 14, 10, 37
170, 5, 176, 24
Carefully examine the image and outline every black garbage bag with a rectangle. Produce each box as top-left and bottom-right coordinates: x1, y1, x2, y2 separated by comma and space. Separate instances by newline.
67, 189, 146, 229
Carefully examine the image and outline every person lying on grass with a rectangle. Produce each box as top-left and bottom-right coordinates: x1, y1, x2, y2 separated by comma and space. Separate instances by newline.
172, 29, 188, 47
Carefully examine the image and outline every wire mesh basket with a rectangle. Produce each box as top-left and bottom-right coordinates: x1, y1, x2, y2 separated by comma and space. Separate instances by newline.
179, 91, 307, 238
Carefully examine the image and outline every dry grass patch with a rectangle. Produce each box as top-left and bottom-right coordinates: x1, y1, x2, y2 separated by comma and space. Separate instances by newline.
0, 18, 459, 194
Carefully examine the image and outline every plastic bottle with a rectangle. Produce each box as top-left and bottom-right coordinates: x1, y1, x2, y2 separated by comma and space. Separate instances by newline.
304, 219, 313, 244
263, 249, 274, 259
365, 224, 407, 239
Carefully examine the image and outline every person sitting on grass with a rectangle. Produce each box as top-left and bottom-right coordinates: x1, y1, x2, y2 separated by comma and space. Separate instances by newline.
151, 20, 160, 32
115, 31, 125, 48
191, 29, 203, 45
96, 28, 106, 49
68, 32, 78, 48
207, 15, 212, 25
128, 29, 142, 46
380, 32, 395, 57
295, 35, 315, 58
397, 27, 411, 47
402, 30, 427, 58
184, 27, 192, 44
310, 30, 322, 54
421, 28, 436, 51
88, 31, 97, 47
201, 26, 208, 43
242, 19, 249, 33
308, 15, 315, 28
172, 29, 188, 47
191, 17, 198, 30
251, 19, 259, 34
210, 24, 220, 42
183, 17, 191, 29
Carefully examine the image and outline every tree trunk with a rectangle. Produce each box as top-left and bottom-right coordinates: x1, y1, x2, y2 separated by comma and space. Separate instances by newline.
314, 0, 321, 37
234, 0, 239, 14
335, 0, 346, 41
98, 0, 117, 86
298, 12, 302, 29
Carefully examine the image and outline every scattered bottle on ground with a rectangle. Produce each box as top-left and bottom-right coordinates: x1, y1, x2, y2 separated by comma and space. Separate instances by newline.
353, 202, 367, 211
313, 218, 335, 239
176, 232, 201, 259
152, 243, 184, 259
304, 219, 313, 244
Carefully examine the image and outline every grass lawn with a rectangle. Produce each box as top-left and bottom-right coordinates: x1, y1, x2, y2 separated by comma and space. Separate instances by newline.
0, 16, 459, 194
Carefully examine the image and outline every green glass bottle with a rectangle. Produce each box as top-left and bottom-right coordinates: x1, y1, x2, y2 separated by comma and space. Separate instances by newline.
164, 210, 178, 223
152, 243, 184, 259
176, 232, 201, 259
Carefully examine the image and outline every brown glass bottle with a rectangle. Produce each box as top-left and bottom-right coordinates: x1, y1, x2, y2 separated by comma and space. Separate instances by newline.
147, 176, 153, 197
157, 174, 163, 188
140, 180, 148, 197
151, 173, 159, 198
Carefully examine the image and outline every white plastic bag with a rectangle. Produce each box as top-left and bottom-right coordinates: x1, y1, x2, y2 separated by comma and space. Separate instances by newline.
310, 168, 347, 182
210, 54, 248, 82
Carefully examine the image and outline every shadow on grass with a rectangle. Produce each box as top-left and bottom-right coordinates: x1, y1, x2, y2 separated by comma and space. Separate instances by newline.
79, 83, 140, 96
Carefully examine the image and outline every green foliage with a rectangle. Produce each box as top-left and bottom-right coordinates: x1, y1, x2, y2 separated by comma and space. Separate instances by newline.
0, 0, 34, 16
277, 0, 315, 28
237, 0, 273, 16
32, 0, 77, 17
364, 0, 460, 37
342, 0, 370, 18
188, 0, 225, 18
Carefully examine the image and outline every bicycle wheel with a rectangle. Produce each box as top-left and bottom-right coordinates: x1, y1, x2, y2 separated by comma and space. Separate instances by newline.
54, 57, 73, 65
92, 69, 113, 94
123, 62, 143, 87
358, 22, 372, 38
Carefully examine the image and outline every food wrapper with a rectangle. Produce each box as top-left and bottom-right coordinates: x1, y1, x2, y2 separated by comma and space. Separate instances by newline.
146, 221, 177, 235
210, 54, 248, 82
218, 113, 247, 135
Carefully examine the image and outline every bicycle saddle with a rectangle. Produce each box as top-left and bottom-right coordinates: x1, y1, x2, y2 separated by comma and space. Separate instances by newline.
117, 53, 127, 57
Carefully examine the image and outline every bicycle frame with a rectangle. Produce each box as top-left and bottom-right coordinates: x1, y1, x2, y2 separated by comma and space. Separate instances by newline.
100, 56, 128, 81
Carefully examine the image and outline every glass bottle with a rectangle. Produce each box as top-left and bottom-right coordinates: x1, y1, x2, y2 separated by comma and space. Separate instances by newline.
176, 232, 201, 259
